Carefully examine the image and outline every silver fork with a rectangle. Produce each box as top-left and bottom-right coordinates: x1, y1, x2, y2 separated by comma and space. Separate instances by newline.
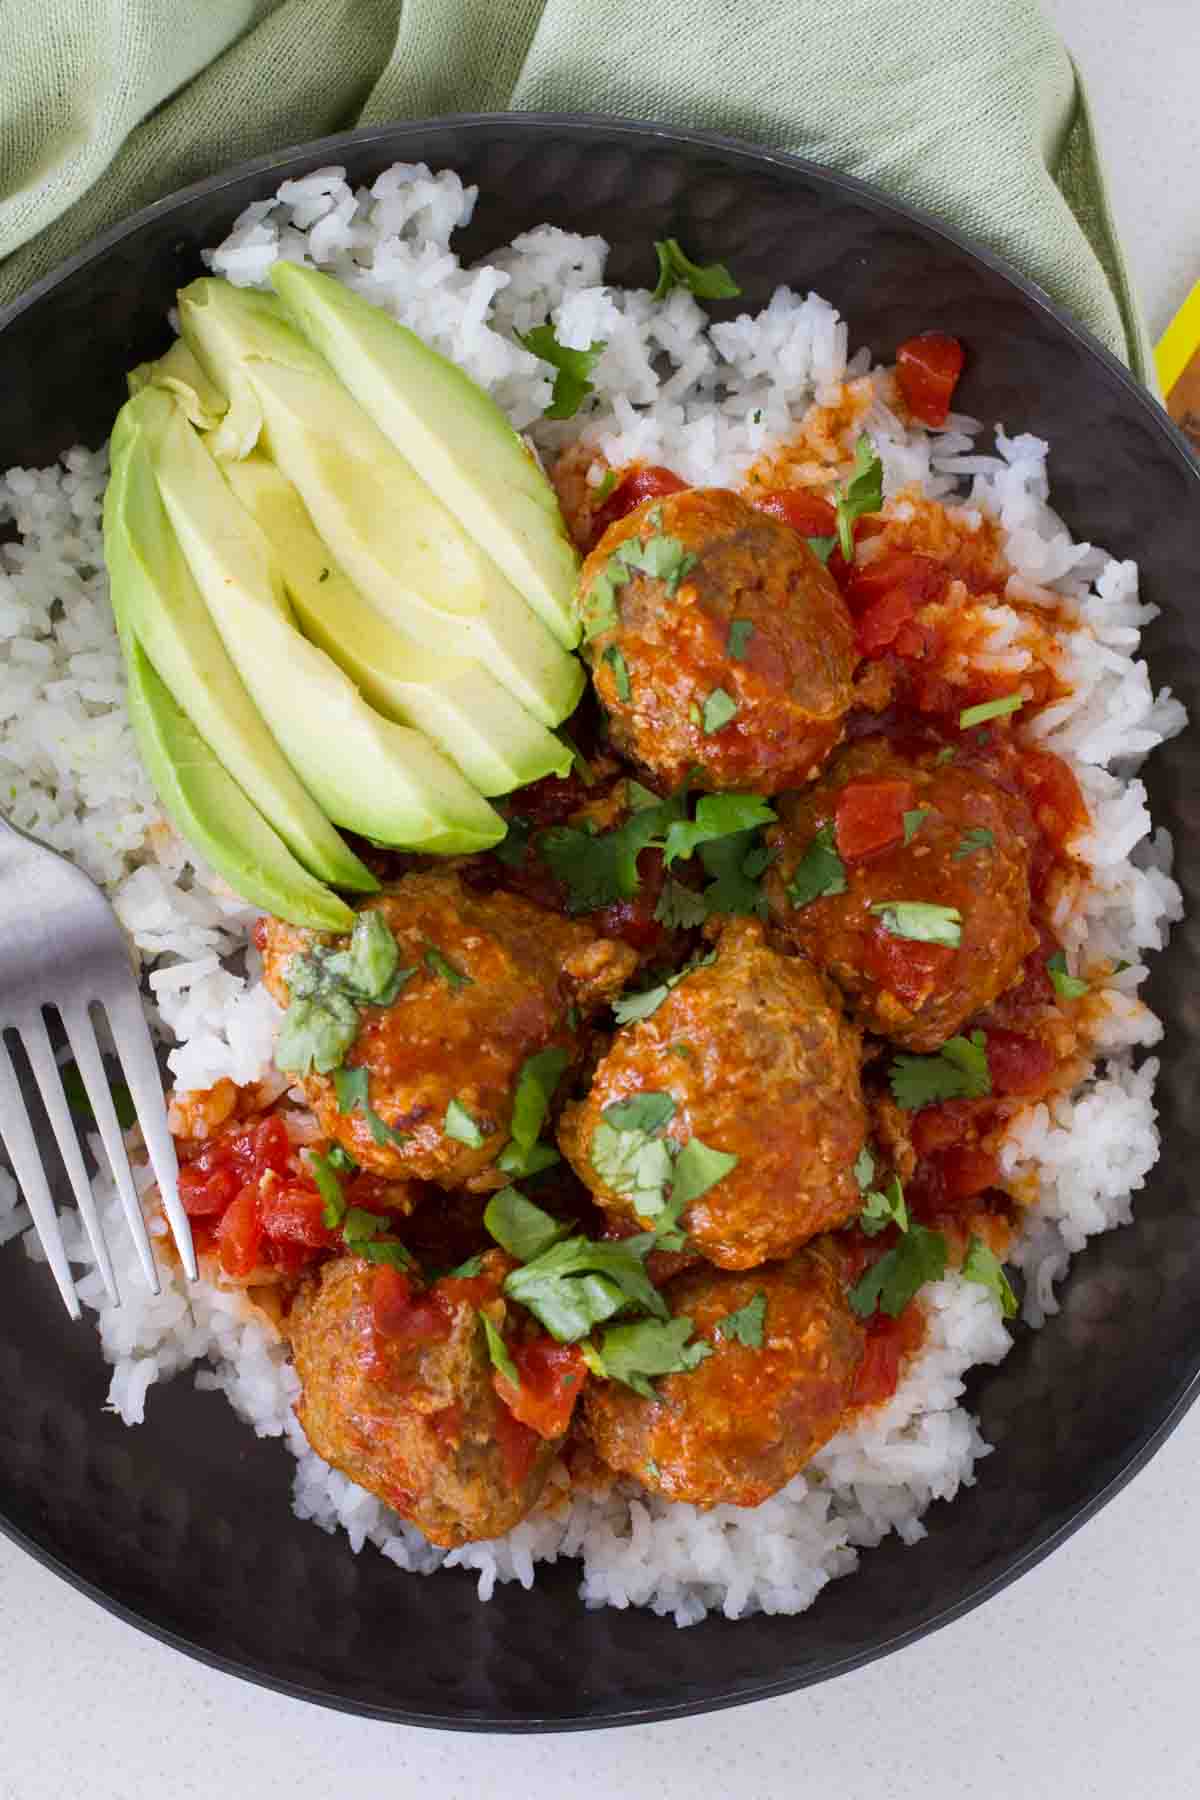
0, 813, 196, 1317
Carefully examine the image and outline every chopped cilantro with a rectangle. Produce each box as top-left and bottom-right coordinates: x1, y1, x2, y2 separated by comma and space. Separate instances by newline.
332, 1065, 409, 1148
870, 901, 962, 946
516, 323, 606, 419
603, 644, 632, 702
499, 1047, 569, 1174
60, 1062, 135, 1131
716, 1291, 767, 1348
556, 727, 595, 785
326, 1144, 358, 1175
903, 808, 930, 845
359, 1238, 415, 1270
424, 944, 473, 991
504, 1233, 667, 1343
448, 1253, 485, 1278
934, 746, 957, 766
341, 1206, 385, 1247
495, 813, 533, 868
1047, 950, 1089, 1000
786, 822, 847, 909
537, 785, 687, 913
834, 435, 883, 560
651, 238, 741, 303
481, 1313, 519, 1386
850, 1222, 947, 1318
612, 951, 715, 1026
959, 694, 1023, 729
305, 1148, 346, 1229
961, 1235, 1018, 1319
859, 1174, 908, 1237
806, 535, 837, 565
701, 687, 739, 734
589, 1315, 712, 1399
484, 1188, 573, 1263
953, 827, 995, 860
699, 828, 773, 918
854, 1145, 876, 1191
602, 1093, 676, 1133
444, 1097, 486, 1148
653, 877, 709, 929
727, 618, 755, 659
889, 1030, 992, 1110
662, 793, 776, 868
594, 468, 618, 503
670, 1137, 739, 1209
276, 911, 414, 1076
496, 1140, 562, 1178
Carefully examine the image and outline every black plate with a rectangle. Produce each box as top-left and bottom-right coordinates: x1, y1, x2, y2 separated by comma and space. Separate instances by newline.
1, 115, 1198, 1731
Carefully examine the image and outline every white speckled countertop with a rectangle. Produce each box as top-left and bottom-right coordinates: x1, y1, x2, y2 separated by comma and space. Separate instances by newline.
2, 4, 1197, 1795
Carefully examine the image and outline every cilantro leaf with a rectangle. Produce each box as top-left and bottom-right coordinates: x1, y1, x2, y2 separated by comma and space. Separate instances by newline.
662, 793, 777, 869
959, 694, 1023, 729
481, 1312, 519, 1386
612, 982, 670, 1025
591, 1123, 674, 1216
806, 534, 837, 565
602, 1092, 676, 1133
602, 643, 632, 702
961, 1235, 1018, 1319
702, 688, 739, 734
934, 746, 957, 766
854, 1145, 876, 1191
859, 1174, 908, 1236
889, 1030, 992, 1111
360, 1238, 416, 1270
590, 1315, 713, 1398
305, 1148, 346, 1229
1047, 950, 1089, 1000
834, 434, 883, 560
903, 808, 930, 845
504, 1234, 667, 1342
508, 1048, 569, 1154
424, 944, 473, 991
325, 1144, 358, 1175
651, 238, 741, 302
727, 618, 755, 659
870, 901, 962, 946
716, 1291, 767, 1348
536, 787, 688, 914
670, 1137, 738, 1208
448, 1253, 485, 1278
60, 1061, 136, 1131
276, 913, 414, 1076
699, 827, 773, 918
484, 1187, 573, 1262
653, 877, 709, 929
495, 813, 533, 868
953, 827, 995, 860
849, 1222, 947, 1318
516, 323, 606, 419
594, 468, 618, 503
332, 1065, 410, 1148
342, 1205, 386, 1247
444, 1097, 486, 1147
786, 822, 847, 909
321, 910, 403, 1002
496, 1140, 562, 1178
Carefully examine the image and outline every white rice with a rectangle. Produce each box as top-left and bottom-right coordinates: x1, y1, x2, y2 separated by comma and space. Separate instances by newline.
0, 162, 1186, 1625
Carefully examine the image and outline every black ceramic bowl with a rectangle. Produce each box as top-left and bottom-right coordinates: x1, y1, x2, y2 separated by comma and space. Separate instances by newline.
0, 116, 1197, 1730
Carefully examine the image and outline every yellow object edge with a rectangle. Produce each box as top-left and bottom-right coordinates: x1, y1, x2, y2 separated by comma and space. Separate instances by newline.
1155, 278, 1200, 399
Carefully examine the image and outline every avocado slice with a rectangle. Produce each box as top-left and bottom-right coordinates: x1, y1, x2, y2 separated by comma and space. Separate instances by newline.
105, 388, 377, 893
147, 395, 505, 856
219, 451, 573, 797
271, 262, 581, 651
120, 631, 356, 932
177, 279, 584, 729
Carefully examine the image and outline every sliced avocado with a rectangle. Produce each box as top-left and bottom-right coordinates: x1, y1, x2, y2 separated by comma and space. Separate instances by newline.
219, 452, 572, 796
121, 631, 356, 931
128, 339, 227, 430
148, 397, 505, 856
177, 279, 584, 729
105, 389, 377, 893
271, 262, 581, 650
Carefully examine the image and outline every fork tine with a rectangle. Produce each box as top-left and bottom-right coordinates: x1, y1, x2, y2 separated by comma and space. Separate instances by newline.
17, 1010, 120, 1305
102, 988, 196, 1282
61, 1002, 159, 1294
0, 1032, 81, 1319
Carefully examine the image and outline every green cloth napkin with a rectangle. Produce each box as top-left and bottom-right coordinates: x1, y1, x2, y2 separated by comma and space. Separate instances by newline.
0, 0, 1152, 384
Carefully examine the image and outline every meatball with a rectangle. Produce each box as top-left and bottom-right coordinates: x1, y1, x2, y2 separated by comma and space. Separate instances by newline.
289, 1253, 558, 1547
765, 738, 1038, 1050
558, 918, 867, 1268
578, 487, 856, 793
260, 872, 637, 1186
585, 1250, 864, 1507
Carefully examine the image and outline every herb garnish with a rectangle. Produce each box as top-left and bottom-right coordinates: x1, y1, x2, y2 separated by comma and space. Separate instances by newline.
305, 1147, 347, 1229
603, 644, 632, 701
651, 238, 741, 303
580, 520, 697, 641
332, 1065, 409, 1147
889, 1030, 992, 1110
833, 435, 884, 560
516, 323, 606, 419
850, 1221, 947, 1319
806, 535, 837, 565
424, 944, 473, 991
903, 807, 930, 845
61, 1062, 135, 1131
959, 694, 1023, 729
276, 911, 414, 1076
495, 814, 533, 868
859, 1174, 909, 1237
586, 1316, 713, 1399
594, 468, 618, 503
653, 878, 709, 929
727, 618, 755, 659
481, 1312, 520, 1387
591, 1093, 737, 1248
953, 827, 995, 860
662, 793, 776, 867
715, 1292, 767, 1348
701, 688, 739, 734
611, 951, 716, 1026
497, 1047, 569, 1178
444, 1097, 486, 1148
961, 1236, 1019, 1318
870, 901, 962, 946
786, 823, 847, 909
1046, 950, 1089, 1000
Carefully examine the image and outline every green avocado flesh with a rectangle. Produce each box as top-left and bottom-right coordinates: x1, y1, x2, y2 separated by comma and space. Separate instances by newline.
219, 452, 573, 796
147, 395, 505, 856
104, 389, 376, 893
177, 279, 584, 730
271, 261, 581, 651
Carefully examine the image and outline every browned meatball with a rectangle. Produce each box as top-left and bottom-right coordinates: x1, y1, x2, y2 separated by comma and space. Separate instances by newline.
260, 872, 637, 1187
558, 919, 866, 1269
765, 739, 1038, 1050
578, 488, 856, 793
289, 1254, 558, 1547
585, 1250, 864, 1507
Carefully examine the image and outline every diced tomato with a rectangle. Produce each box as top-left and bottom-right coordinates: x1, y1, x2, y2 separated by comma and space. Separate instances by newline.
856, 587, 916, 656
370, 1265, 415, 1337
911, 1100, 978, 1157
178, 1160, 240, 1218
589, 466, 688, 547
493, 1399, 541, 1489
986, 1028, 1055, 1096
251, 1113, 291, 1177
214, 1184, 264, 1279
494, 1338, 588, 1440
935, 1145, 1000, 1203
851, 1301, 925, 1406
834, 778, 916, 859
749, 488, 837, 538
258, 1182, 339, 1249
1017, 749, 1088, 854
861, 926, 956, 1010
896, 332, 965, 428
